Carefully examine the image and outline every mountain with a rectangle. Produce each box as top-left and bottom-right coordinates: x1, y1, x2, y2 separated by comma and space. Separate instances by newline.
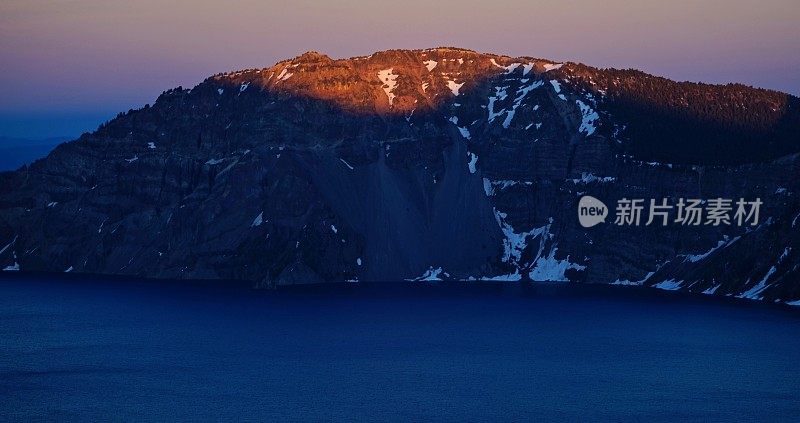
0, 48, 798, 303
0, 136, 69, 171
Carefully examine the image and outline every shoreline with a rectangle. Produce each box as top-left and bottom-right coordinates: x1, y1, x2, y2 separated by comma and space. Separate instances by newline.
2, 270, 798, 314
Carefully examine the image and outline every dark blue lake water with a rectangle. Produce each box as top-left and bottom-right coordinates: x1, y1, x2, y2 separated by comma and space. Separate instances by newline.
1, 275, 799, 421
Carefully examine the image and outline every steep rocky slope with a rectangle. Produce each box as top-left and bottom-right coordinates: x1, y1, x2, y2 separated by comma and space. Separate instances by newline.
1, 48, 798, 303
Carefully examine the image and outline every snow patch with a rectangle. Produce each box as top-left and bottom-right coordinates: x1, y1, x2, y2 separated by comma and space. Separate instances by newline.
613, 270, 656, 286
739, 267, 777, 300
0, 236, 17, 256
492, 80, 543, 128
498, 180, 526, 191
330, 224, 338, 234
501, 110, 516, 128
276, 68, 293, 82
485, 271, 522, 281
550, 80, 567, 100
467, 152, 478, 173
423, 60, 437, 71
487, 86, 509, 122
490, 59, 520, 74
522, 63, 534, 75
515, 80, 544, 102
339, 158, 354, 170
493, 210, 550, 265
544, 63, 564, 72
448, 117, 471, 139
569, 173, 616, 184
653, 280, 683, 291
484, 179, 526, 196
377, 69, 399, 106
3, 248, 19, 271
529, 248, 585, 282
413, 267, 448, 281
483, 178, 494, 196
447, 80, 465, 96
612, 279, 642, 286
684, 235, 740, 263
147, 142, 156, 149
736, 247, 791, 300
251, 212, 264, 227
576, 99, 599, 136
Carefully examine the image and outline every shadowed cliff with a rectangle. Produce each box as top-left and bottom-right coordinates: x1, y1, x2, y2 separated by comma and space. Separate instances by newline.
0, 48, 798, 303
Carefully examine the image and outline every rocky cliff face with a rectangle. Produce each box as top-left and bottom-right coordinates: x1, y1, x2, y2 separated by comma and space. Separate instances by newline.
1, 48, 798, 303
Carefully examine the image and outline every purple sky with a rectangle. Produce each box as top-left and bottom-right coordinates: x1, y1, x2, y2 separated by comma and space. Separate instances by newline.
1, 0, 798, 138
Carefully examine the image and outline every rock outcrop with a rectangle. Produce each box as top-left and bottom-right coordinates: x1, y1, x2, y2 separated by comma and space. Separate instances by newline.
1, 48, 798, 303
